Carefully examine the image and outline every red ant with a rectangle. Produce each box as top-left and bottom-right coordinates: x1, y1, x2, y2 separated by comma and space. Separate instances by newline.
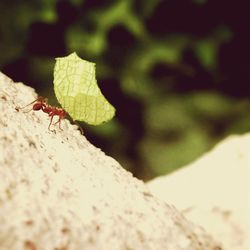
17, 96, 67, 131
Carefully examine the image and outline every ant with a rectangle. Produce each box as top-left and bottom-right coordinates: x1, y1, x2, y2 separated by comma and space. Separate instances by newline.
17, 96, 67, 131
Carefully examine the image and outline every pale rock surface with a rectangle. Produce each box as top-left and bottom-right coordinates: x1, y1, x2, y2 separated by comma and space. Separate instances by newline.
147, 134, 250, 250
0, 71, 222, 250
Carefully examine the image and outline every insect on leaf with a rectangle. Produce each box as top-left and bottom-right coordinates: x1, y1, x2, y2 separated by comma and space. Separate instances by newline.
53, 52, 115, 125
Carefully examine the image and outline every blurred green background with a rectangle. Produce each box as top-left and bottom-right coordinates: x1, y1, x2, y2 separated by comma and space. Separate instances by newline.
1, 0, 250, 180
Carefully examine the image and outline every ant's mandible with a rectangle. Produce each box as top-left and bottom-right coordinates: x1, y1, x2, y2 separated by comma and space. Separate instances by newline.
17, 96, 67, 131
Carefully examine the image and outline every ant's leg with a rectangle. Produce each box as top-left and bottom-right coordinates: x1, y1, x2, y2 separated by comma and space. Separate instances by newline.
48, 115, 54, 131
18, 100, 36, 110
18, 97, 42, 109
16, 101, 37, 112
16, 96, 45, 112
73, 120, 84, 134
59, 118, 63, 131
22, 108, 35, 113
53, 117, 63, 130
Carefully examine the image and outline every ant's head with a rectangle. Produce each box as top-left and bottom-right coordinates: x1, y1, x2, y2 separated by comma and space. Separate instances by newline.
33, 102, 44, 111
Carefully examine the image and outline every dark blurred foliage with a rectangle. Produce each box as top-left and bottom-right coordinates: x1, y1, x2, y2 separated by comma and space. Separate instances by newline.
1, 0, 250, 180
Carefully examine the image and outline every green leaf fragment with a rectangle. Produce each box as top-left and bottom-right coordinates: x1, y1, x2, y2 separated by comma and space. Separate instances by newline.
53, 52, 115, 125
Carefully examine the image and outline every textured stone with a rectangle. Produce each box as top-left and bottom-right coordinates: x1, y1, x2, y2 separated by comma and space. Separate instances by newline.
147, 134, 250, 250
0, 72, 221, 250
